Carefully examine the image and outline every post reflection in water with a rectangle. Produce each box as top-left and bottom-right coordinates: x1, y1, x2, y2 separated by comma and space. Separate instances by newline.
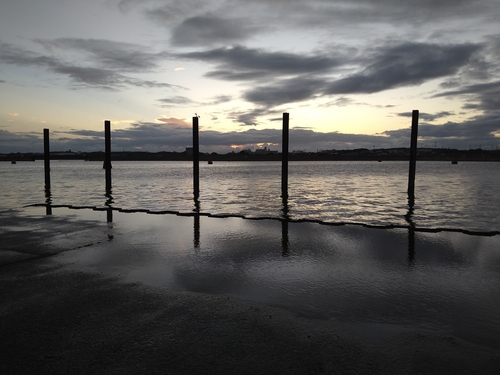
405, 198, 416, 266
44, 187, 52, 216
193, 196, 200, 249
105, 190, 113, 223
281, 196, 290, 257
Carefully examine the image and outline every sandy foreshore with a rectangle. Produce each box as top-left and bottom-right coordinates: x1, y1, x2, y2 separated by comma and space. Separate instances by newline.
1, 208, 499, 374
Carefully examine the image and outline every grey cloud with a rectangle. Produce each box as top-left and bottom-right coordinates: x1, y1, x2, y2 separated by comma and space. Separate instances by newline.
125, 78, 182, 89
0, 42, 56, 67
323, 97, 355, 107
207, 95, 232, 105
327, 43, 480, 94
0, 43, 121, 90
206, 70, 270, 81
35, 38, 166, 71
287, 0, 496, 31
227, 107, 288, 126
157, 94, 232, 108
0, 42, 176, 90
382, 114, 500, 148
178, 42, 484, 110
229, 108, 270, 126
158, 96, 196, 106
397, 111, 454, 122
235, 113, 258, 126
0, 129, 42, 152
53, 66, 125, 90
64, 129, 102, 138
171, 16, 257, 46
117, 0, 151, 14
2, 114, 498, 154
244, 76, 323, 107
147, 0, 498, 37
179, 46, 341, 78
434, 81, 500, 113
145, 1, 217, 24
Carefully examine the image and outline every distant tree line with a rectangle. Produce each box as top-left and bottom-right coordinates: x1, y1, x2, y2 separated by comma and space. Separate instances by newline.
2, 147, 500, 162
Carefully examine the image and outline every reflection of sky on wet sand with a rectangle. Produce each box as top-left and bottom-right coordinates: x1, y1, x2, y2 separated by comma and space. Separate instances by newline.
56, 208, 500, 349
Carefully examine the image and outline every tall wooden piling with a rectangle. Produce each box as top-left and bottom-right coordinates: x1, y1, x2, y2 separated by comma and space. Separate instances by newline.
193, 116, 200, 198
103, 120, 112, 194
43, 128, 51, 191
281, 113, 289, 198
407, 110, 419, 204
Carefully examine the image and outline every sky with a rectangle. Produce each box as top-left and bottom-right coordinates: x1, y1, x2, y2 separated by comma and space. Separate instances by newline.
1, 0, 500, 154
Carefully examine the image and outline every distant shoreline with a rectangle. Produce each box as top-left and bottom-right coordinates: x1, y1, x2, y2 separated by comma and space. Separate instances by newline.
2, 149, 500, 162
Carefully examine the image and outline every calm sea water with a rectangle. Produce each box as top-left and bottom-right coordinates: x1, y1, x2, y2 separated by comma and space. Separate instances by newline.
1, 160, 499, 231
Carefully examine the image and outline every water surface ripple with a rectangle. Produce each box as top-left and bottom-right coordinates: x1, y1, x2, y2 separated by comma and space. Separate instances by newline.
1, 160, 499, 231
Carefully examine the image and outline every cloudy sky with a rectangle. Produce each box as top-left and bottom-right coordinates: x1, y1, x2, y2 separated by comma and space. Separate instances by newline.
1, 0, 500, 153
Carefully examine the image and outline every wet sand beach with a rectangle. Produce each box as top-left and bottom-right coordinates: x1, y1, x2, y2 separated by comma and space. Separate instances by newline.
1, 207, 499, 374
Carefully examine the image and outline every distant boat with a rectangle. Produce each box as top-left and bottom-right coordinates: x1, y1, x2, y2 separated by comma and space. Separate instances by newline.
451, 160, 458, 164
208, 160, 213, 164
11, 160, 16, 164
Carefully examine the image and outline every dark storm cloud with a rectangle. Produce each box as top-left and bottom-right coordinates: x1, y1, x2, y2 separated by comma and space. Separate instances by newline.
170, 16, 258, 46
397, 111, 454, 122
0, 42, 177, 90
326, 43, 480, 94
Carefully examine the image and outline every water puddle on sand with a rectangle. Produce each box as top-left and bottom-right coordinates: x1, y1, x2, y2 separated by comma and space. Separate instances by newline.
9, 206, 500, 349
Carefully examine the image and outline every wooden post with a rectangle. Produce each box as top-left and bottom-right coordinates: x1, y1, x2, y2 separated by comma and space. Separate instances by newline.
281, 113, 289, 198
103, 120, 112, 194
407, 110, 419, 205
193, 116, 200, 198
44, 129, 51, 191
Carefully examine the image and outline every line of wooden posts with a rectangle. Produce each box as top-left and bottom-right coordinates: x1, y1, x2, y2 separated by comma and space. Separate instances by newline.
42, 110, 419, 210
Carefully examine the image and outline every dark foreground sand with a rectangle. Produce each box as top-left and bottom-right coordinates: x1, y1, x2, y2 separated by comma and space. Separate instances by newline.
1, 209, 499, 374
